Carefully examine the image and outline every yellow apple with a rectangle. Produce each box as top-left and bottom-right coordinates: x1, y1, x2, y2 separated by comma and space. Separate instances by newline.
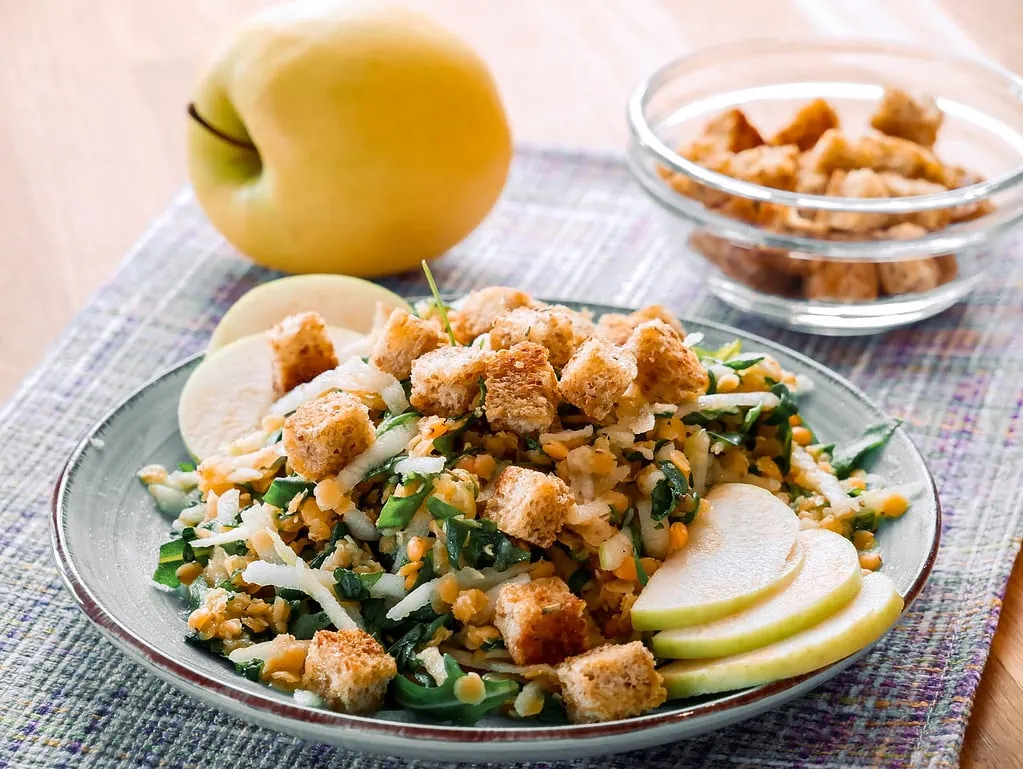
178, 326, 361, 459
631, 484, 802, 630
660, 571, 904, 699
653, 529, 863, 658
186, 0, 512, 277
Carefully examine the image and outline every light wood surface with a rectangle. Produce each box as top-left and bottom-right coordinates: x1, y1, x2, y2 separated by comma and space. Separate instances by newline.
2, 2, 1021, 765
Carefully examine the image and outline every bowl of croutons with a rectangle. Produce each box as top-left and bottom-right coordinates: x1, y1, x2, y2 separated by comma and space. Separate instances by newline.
627, 39, 1023, 334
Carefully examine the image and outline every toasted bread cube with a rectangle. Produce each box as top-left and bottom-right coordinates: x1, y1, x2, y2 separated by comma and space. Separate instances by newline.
494, 577, 590, 666
449, 287, 534, 345
283, 391, 375, 480
301, 629, 396, 715
878, 173, 951, 231
823, 169, 891, 233
691, 233, 807, 296
661, 150, 734, 207
559, 337, 637, 422
804, 261, 880, 302
410, 346, 489, 418
267, 312, 339, 397
878, 258, 942, 295
596, 305, 686, 345
688, 108, 765, 159
804, 129, 861, 174
626, 320, 708, 404
945, 166, 996, 222
485, 465, 573, 547
484, 342, 559, 434
870, 88, 943, 148
770, 98, 840, 151
556, 641, 667, 724
368, 308, 447, 380
936, 253, 959, 284
491, 306, 593, 368
857, 132, 948, 184
726, 145, 800, 191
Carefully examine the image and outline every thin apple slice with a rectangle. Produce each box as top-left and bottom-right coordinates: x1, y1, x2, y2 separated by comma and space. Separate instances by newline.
653, 529, 862, 658
179, 326, 361, 459
631, 483, 800, 630
660, 571, 904, 699
208, 274, 411, 350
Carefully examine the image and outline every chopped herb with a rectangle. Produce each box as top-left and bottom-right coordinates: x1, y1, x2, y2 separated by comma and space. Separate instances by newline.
376, 473, 436, 530
477, 377, 487, 410
681, 406, 741, 425
308, 521, 350, 568
623, 450, 647, 462
445, 516, 531, 571
178, 461, 196, 473
376, 409, 422, 436
524, 437, 543, 452
187, 577, 210, 610
426, 497, 464, 520
333, 568, 384, 601
290, 610, 333, 640
479, 637, 505, 652
263, 476, 315, 509
421, 260, 457, 345
534, 694, 569, 724
234, 659, 264, 682
852, 510, 878, 532
388, 614, 450, 673
723, 355, 764, 372
650, 461, 696, 522
391, 654, 519, 725
830, 419, 902, 479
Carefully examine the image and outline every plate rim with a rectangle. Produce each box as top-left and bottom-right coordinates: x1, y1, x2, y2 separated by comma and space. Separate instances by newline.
49, 306, 941, 747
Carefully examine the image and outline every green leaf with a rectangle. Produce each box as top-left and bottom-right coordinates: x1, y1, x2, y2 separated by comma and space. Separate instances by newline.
388, 614, 450, 673
234, 659, 264, 682
362, 453, 404, 482
705, 367, 717, 396
376, 474, 436, 530
290, 610, 333, 640
426, 497, 464, 520
263, 476, 315, 509
650, 461, 694, 522
741, 403, 764, 433
830, 420, 902, 479
444, 517, 531, 571
628, 522, 648, 587
764, 383, 799, 474
851, 510, 878, 532
421, 261, 457, 345
723, 355, 764, 372
152, 528, 212, 588
376, 409, 422, 436
566, 569, 590, 596
308, 521, 350, 569
433, 415, 476, 459
178, 461, 196, 473
391, 654, 519, 725
707, 430, 744, 447
333, 568, 374, 601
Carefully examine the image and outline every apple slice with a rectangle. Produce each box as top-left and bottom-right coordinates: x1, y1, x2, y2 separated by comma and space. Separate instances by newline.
653, 529, 862, 658
179, 326, 361, 460
660, 571, 904, 699
631, 483, 800, 630
208, 274, 412, 351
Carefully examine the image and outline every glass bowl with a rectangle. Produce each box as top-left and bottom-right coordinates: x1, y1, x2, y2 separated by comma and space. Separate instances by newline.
626, 39, 1023, 335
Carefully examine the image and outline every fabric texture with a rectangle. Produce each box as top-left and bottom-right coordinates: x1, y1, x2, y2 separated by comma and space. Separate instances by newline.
1, 147, 1020, 769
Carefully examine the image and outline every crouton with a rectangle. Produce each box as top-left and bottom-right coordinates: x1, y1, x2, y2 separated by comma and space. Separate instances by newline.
804, 129, 861, 174
770, 98, 840, 151
409, 346, 489, 418
491, 306, 593, 368
936, 253, 959, 283
945, 166, 996, 222
484, 342, 559, 435
870, 88, 943, 148
878, 173, 951, 231
485, 465, 574, 547
857, 132, 948, 184
494, 577, 590, 665
267, 312, 339, 397
626, 320, 708, 404
283, 391, 374, 480
301, 629, 397, 714
368, 308, 447, 380
878, 258, 942, 295
556, 642, 667, 723
559, 337, 637, 422
596, 305, 685, 345
725, 145, 800, 191
690, 233, 806, 296
804, 260, 880, 302
688, 108, 765, 160
449, 287, 534, 344
823, 168, 890, 233
660, 150, 734, 207
795, 154, 830, 194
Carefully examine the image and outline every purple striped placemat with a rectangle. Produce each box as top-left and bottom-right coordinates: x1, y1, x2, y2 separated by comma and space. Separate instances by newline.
1, 147, 1021, 768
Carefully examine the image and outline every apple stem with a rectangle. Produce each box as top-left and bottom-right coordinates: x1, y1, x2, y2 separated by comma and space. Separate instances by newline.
187, 103, 257, 151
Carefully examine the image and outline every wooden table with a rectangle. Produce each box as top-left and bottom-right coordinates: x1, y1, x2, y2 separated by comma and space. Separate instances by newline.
2, 2, 1020, 765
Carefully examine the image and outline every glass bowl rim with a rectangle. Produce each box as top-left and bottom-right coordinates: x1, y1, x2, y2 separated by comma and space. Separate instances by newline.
627, 37, 1023, 215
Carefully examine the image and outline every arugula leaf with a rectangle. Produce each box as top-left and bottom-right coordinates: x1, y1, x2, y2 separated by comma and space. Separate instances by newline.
388, 615, 450, 673
705, 367, 717, 395
445, 517, 531, 571
433, 415, 476, 458
391, 654, 519, 724
234, 659, 264, 682
178, 461, 196, 473
263, 476, 315, 509
681, 406, 741, 425
426, 497, 464, 520
723, 355, 764, 372
741, 402, 764, 433
650, 461, 696, 522
421, 261, 457, 345
289, 610, 333, 640
376, 473, 436, 530
566, 569, 590, 596
628, 522, 648, 587
764, 383, 799, 474
376, 409, 422, 436
707, 430, 744, 447
152, 528, 212, 588
830, 419, 902, 479
332, 569, 385, 602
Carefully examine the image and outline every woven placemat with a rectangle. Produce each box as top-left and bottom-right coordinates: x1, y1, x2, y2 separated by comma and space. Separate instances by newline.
2, 147, 1021, 769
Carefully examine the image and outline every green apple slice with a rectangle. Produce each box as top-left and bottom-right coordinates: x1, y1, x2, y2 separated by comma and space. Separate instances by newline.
208, 274, 411, 351
631, 483, 801, 631
653, 529, 862, 658
179, 326, 362, 460
660, 571, 904, 699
